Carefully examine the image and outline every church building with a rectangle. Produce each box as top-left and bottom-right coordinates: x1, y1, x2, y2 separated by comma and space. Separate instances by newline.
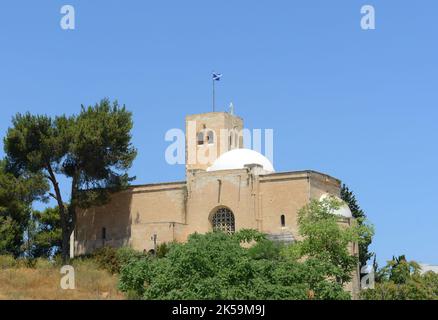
72, 111, 359, 295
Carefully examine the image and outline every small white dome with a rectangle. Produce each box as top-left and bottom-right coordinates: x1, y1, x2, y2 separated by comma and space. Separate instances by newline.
319, 194, 353, 218
207, 149, 275, 173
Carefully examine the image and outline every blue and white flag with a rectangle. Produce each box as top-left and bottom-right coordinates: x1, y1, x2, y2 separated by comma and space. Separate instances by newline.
212, 73, 222, 81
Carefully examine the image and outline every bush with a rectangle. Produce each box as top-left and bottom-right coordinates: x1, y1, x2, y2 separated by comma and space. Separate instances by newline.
0, 255, 16, 269
156, 242, 170, 258
52, 254, 64, 267
118, 231, 351, 300
116, 247, 145, 267
34, 257, 55, 269
118, 257, 153, 296
360, 256, 438, 300
93, 246, 144, 274
248, 239, 284, 260
93, 247, 120, 274
15, 258, 37, 268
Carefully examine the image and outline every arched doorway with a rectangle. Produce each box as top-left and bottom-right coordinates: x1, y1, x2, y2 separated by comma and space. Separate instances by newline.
211, 207, 235, 234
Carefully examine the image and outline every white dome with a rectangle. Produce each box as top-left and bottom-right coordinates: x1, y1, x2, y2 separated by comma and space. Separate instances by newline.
207, 149, 275, 173
319, 194, 353, 218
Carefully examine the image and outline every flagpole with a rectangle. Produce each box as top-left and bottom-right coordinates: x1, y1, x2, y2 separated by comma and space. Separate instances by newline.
212, 76, 215, 112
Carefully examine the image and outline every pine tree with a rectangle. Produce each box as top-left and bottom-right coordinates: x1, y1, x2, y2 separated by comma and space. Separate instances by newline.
4, 99, 137, 262
340, 184, 373, 269
0, 160, 48, 257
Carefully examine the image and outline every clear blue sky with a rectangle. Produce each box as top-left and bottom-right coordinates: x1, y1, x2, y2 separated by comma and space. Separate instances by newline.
1, 1, 437, 266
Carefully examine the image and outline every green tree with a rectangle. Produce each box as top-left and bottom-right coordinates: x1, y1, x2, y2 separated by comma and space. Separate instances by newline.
29, 207, 62, 258
119, 231, 307, 300
341, 184, 373, 268
361, 255, 438, 300
296, 196, 373, 287
118, 231, 353, 300
385, 255, 421, 284
0, 160, 48, 257
4, 99, 137, 261
118, 200, 368, 300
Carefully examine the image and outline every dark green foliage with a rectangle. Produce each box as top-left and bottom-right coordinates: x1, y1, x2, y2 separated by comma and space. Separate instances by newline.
248, 240, 283, 260
361, 255, 438, 300
118, 231, 352, 300
116, 247, 145, 267
118, 201, 370, 300
29, 207, 62, 258
340, 184, 373, 268
386, 255, 418, 284
93, 246, 144, 274
232, 229, 266, 243
72, 100, 138, 206
118, 231, 268, 299
156, 242, 170, 258
118, 257, 154, 298
3, 99, 137, 261
93, 247, 121, 274
0, 160, 48, 257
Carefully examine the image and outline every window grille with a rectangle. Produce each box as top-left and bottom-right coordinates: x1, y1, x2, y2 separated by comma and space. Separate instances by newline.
211, 208, 235, 234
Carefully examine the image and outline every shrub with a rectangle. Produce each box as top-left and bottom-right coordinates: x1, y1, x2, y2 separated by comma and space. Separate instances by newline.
34, 258, 54, 269
360, 256, 438, 300
118, 216, 363, 300
156, 242, 170, 258
0, 255, 16, 269
248, 239, 284, 260
93, 247, 120, 274
116, 247, 145, 267
93, 246, 144, 274
119, 232, 260, 299
118, 257, 153, 296
15, 258, 37, 268
118, 231, 350, 300
52, 254, 64, 267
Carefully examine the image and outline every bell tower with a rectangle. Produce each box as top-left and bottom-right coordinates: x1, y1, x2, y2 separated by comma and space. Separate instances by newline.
185, 112, 243, 173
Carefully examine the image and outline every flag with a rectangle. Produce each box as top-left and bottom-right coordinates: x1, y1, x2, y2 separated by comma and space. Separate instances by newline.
212, 73, 222, 81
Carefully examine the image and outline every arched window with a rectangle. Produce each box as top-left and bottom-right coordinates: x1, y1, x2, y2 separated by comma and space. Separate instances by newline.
197, 132, 204, 145
280, 214, 286, 227
211, 207, 235, 234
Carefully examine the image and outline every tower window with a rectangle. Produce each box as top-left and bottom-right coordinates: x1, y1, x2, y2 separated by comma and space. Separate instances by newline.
211, 207, 235, 234
197, 132, 204, 145
102, 227, 106, 240
280, 215, 286, 227
207, 130, 214, 144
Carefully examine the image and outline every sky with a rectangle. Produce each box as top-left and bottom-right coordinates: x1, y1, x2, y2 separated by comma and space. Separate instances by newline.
0, 1, 437, 266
